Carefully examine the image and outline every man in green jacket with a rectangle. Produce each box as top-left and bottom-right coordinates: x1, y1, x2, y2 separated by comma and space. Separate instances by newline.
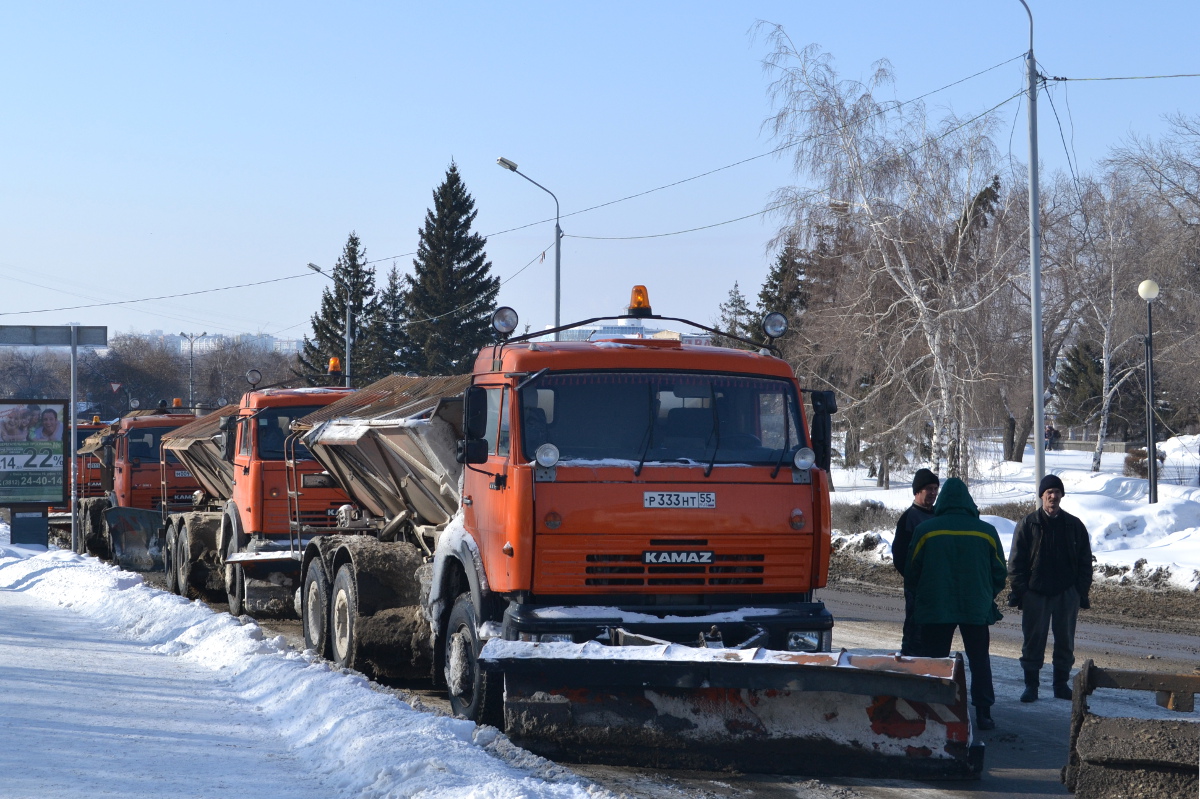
906, 477, 1008, 731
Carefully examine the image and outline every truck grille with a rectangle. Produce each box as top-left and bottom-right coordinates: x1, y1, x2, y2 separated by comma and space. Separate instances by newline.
584, 553, 765, 586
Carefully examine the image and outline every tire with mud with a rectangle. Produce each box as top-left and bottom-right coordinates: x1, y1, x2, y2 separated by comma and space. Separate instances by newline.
164, 522, 180, 595
225, 533, 246, 615
303, 558, 332, 659
176, 522, 196, 598
330, 563, 366, 673
445, 593, 502, 726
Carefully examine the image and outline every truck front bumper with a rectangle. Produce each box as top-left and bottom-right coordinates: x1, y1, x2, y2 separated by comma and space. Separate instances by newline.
502, 599, 833, 652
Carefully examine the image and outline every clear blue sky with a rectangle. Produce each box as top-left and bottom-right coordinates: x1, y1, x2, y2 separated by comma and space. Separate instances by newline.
1, 2, 1196, 341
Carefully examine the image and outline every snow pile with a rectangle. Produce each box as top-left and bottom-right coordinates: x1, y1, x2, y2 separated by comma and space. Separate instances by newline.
0, 546, 605, 799
832, 436, 1200, 591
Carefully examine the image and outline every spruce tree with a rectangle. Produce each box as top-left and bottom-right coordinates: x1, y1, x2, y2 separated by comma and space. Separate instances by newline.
757, 234, 808, 322
297, 232, 378, 385
358, 265, 407, 382
712, 282, 756, 350
396, 163, 500, 374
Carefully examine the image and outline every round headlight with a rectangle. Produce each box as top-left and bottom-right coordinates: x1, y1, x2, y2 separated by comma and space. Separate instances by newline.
793, 447, 816, 470
492, 307, 519, 335
762, 312, 789, 339
535, 443, 561, 468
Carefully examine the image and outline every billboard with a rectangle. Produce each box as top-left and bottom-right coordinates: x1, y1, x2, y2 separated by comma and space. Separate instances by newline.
0, 400, 68, 504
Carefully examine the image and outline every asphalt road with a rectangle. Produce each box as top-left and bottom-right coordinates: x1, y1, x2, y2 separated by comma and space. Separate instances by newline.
178, 575, 1198, 799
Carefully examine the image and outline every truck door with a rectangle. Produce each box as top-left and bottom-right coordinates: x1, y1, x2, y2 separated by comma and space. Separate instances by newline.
113, 433, 129, 505
463, 385, 513, 582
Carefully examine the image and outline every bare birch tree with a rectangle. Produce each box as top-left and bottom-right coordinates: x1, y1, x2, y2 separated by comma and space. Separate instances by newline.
758, 28, 1022, 476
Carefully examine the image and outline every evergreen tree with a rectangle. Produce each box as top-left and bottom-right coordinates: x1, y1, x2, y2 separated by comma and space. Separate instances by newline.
358, 265, 407, 382
757, 234, 808, 322
712, 282, 756, 350
297, 232, 378, 385
396, 163, 500, 374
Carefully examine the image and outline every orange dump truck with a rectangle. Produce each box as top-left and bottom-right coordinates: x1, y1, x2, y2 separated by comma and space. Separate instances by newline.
74, 409, 202, 569
159, 387, 353, 615
295, 289, 985, 778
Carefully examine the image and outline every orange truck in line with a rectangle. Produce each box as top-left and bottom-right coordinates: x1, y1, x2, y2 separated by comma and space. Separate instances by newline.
160, 387, 354, 615
294, 288, 984, 779
74, 408, 202, 569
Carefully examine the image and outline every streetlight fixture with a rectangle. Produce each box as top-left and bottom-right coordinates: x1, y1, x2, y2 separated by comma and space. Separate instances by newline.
497, 156, 562, 340
308, 263, 352, 388
180, 331, 206, 410
1138, 278, 1160, 504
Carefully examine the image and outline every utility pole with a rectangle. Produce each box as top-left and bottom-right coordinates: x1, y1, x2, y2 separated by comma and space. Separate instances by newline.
180, 332, 206, 410
1018, 0, 1046, 488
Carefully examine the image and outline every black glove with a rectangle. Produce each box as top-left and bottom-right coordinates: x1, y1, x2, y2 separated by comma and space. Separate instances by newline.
1006, 590, 1023, 609
1079, 593, 1091, 610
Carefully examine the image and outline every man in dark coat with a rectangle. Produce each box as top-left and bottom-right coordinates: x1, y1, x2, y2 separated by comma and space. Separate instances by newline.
1007, 474, 1093, 702
892, 468, 939, 655
906, 477, 1007, 731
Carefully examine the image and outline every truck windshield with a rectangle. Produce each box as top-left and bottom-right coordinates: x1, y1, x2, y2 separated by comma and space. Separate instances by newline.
126, 427, 180, 464
256, 405, 322, 461
518, 372, 807, 465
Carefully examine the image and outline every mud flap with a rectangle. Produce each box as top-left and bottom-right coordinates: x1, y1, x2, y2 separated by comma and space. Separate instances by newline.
103, 507, 164, 572
482, 644, 984, 779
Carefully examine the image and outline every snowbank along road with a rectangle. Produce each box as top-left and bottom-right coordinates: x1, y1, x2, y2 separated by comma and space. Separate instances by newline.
3, 537, 1196, 799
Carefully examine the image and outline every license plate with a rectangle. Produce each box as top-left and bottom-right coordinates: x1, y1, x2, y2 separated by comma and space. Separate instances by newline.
175, 470, 192, 478
643, 491, 715, 509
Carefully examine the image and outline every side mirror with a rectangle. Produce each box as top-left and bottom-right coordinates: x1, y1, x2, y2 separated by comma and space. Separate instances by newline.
456, 439, 489, 465
463, 386, 488, 441
99, 448, 114, 468
809, 390, 836, 472
221, 431, 236, 462
217, 415, 234, 431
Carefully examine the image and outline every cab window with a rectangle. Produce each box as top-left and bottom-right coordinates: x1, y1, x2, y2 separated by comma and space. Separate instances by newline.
482, 387, 510, 457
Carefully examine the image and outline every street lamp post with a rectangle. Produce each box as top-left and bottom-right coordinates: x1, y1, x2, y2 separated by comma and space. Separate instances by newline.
180, 331, 206, 410
307, 263, 352, 388
497, 157, 562, 340
1138, 279, 1160, 504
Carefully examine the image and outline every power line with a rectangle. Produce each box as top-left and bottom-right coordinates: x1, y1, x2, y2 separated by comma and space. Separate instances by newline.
0, 273, 312, 317
567, 88, 1027, 242
1047, 73, 1200, 82
361, 55, 1025, 259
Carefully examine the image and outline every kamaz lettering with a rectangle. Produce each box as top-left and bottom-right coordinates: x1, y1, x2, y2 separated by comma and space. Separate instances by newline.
642, 550, 714, 564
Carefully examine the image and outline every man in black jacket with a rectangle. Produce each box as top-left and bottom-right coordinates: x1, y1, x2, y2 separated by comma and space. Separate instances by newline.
893, 468, 939, 655
1007, 474, 1093, 702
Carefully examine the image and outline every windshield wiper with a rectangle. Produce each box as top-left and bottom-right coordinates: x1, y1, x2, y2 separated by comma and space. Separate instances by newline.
704, 385, 721, 477
634, 384, 655, 477
771, 393, 792, 479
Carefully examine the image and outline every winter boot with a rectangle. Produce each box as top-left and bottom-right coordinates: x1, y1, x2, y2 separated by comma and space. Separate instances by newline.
1053, 667, 1073, 700
1020, 669, 1039, 703
975, 704, 995, 731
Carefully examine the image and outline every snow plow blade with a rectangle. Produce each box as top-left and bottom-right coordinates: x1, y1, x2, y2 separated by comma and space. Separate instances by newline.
104, 507, 164, 572
481, 642, 983, 779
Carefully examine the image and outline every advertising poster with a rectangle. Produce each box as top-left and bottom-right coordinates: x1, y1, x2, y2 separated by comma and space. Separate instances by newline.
0, 399, 67, 504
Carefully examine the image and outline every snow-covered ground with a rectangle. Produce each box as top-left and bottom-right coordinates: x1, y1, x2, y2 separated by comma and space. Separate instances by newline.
832, 435, 1200, 591
0, 542, 603, 799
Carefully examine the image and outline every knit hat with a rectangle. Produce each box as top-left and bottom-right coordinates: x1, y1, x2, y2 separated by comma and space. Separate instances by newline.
1038, 474, 1065, 497
912, 468, 940, 494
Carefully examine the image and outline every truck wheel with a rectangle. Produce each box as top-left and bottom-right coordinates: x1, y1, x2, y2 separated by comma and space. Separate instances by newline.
445, 593, 502, 726
226, 534, 246, 616
176, 523, 195, 599
330, 563, 366, 673
164, 524, 180, 595
303, 559, 332, 659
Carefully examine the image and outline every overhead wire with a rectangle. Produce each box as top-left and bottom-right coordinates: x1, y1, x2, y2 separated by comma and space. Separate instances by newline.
3, 56, 1026, 320
360, 54, 1025, 260
566, 87, 1028, 241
